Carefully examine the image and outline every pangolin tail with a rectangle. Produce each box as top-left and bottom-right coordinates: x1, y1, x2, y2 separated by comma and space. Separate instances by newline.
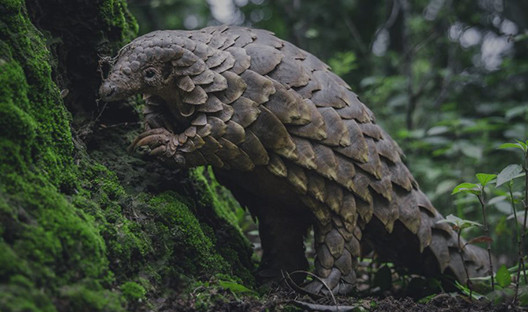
362, 189, 491, 286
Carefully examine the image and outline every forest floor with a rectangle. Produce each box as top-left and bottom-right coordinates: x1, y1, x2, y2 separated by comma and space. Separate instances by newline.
162, 288, 523, 312
148, 217, 525, 312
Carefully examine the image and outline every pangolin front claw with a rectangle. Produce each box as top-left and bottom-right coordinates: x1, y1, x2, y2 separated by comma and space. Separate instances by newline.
149, 145, 167, 156
129, 128, 172, 152
135, 134, 169, 149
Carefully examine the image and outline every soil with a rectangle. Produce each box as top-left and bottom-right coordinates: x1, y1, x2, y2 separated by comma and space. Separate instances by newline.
373, 296, 521, 312
157, 287, 525, 312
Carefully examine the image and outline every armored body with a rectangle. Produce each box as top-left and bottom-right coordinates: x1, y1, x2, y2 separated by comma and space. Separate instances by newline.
99, 26, 489, 295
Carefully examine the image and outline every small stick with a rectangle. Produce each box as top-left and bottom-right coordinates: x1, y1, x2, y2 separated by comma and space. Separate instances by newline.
477, 191, 495, 290
284, 270, 337, 307
522, 152, 528, 284
99, 121, 141, 130
289, 300, 357, 312
509, 185, 522, 303
457, 227, 472, 300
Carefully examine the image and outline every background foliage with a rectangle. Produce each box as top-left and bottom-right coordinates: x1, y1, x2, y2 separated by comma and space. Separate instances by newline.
128, 0, 528, 259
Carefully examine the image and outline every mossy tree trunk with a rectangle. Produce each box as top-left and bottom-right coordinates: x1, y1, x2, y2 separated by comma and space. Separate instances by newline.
0, 1, 254, 311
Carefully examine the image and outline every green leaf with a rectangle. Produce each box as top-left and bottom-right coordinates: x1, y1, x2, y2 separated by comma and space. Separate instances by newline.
476, 173, 497, 187
499, 143, 521, 149
505, 105, 528, 120
514, 33, 528, 42
496, 265, 512, 288
495, 216, 509, 235
304, 28, 319, 39
454, 281, 485, 300
461, 144, 483, 160
488, 195, 507, 206
507, 210, 526, 221
218, 280, 255, 294
487, 288, 515, 304
499, 142, 527, 152
519, 286, 528, 306
427, 126, 449, 136
496, 164, 523, 187
516, 140, 528, 148
418, 294, 436, 304
328, 51, 357, 77
452, 182, 480, 195
437, 214, 463, 226
437, 214, 482, 230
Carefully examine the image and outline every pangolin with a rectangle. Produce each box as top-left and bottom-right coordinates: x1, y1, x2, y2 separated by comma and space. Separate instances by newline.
99, 26, 490, 295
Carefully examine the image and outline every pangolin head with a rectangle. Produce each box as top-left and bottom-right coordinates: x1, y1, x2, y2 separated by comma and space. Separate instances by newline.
99, 31, 186, 101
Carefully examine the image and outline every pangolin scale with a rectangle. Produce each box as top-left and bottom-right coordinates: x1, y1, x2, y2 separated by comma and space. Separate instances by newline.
100, 25, 490, 295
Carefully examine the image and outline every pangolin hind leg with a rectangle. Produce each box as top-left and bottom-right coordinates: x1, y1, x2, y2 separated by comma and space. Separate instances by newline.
254, 202, 312, 284
303, 215, 361, 296
214, 168, 313, 285
215, 168, 361, 294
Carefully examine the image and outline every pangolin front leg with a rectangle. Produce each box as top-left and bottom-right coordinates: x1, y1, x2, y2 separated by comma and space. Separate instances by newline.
142, 95, 177, 132
129, 128, 173, 155
130, 95, 180, 157
214, 168, 313, 286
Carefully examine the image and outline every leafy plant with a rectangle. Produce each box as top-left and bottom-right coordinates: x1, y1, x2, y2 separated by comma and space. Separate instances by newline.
496, 265, 512, 288
328, 51, 357, 77
452, 173, 497, 290
218, 280, 257, 296
444, 140, 528, 306
438, 214, 484, 299
498, 140, 528, 304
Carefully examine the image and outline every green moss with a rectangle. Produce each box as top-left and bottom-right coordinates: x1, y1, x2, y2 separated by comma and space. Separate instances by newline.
190, 167, 256, 285
58, 283, 124, 312
120, 282, 146, 301
148, 192, 230, 275
191, 166, 245, 232
0, 3, 74, 191
71, 157, 255, 303
0, 275, 56, 312
99, 0, 139, 40
0, 1, 129, 311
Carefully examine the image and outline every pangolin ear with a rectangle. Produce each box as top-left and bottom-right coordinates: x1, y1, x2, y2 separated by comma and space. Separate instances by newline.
161, 46, 184, 82
162, 61, 173, 81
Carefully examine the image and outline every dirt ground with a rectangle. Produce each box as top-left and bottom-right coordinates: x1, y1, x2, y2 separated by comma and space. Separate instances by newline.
372, 296, 521, 312
161, 288, 525, 312
156, 257, 526, 312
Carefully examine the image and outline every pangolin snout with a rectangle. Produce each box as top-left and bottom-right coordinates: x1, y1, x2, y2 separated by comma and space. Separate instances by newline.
99, 82, 117, 101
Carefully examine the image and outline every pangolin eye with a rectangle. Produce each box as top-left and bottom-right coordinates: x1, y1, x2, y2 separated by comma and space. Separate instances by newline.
144, 68, 157, 79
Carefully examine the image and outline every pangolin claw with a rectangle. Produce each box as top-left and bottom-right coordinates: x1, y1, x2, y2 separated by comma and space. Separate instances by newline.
135, 134, 170, 149
149, 145, 167, 156
129, 128, 172, 152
